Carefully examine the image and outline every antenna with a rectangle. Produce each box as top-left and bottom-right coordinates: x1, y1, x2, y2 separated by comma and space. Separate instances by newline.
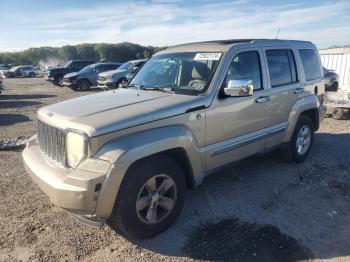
275, 28, 280, 39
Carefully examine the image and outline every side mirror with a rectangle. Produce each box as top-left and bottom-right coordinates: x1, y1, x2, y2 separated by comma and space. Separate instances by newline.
132, 66, 139, 72
224, 79, 254, 97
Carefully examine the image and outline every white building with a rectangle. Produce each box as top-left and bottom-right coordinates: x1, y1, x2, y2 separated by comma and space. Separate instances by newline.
319, 47, 350, 88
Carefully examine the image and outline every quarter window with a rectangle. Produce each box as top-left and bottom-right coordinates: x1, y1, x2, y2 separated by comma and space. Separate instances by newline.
299, 49, 321, 81
266, 49, 298, 87
225, 51, 262, 91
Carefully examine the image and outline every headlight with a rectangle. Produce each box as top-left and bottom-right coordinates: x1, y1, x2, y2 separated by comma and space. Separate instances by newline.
105, 75, 113, 80
66, 131, 87, 168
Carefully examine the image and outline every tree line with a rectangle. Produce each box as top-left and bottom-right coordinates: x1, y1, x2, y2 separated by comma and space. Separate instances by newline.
0, 42, 163, 67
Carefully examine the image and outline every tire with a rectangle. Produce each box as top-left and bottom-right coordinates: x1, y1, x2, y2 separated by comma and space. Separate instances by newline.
332, 107, 345, 120
53, 76, 63, 86
77, 79, 90, 91
115, 78, 126, 89
108, 155, 187, 239
281, 115, 314, 163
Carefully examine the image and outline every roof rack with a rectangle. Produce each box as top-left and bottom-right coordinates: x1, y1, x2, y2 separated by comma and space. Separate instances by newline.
171, 39, 312, 48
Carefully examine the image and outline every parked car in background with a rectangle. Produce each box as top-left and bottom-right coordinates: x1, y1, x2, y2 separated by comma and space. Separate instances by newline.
323, 67, 350, 119
97, 59, 146, 89
63, 62, 122, 91
23, 39, 326, 239
5, 65, 37, 78
45, 60, 94, 86
324, 67, 339, 92
0, 64, 11, 69
0, 66, 10, 77
0, 75, 3, 94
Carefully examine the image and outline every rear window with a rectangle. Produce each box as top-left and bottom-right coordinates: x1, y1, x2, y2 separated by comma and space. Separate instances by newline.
266, 49, 298, 88
299, 49, 321, 81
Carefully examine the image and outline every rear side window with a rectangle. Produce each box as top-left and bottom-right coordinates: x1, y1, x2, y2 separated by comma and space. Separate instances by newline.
266, 49, 298, 87
299, 49, 321, 81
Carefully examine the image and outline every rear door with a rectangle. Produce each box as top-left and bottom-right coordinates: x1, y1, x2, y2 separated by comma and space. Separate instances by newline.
262, 48, 301, 148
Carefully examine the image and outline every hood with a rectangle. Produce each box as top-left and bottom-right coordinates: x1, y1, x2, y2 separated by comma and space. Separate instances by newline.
99, 68, 127, 77
47, 66, 67, 73
38, 88, 201, 137
64, 72, 79, 79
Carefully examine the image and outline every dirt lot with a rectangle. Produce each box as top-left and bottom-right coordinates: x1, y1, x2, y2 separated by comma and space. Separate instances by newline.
0, 78, 350, 262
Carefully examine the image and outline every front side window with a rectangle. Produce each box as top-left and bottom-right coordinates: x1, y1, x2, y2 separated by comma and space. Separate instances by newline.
299, 49, 321, 81
266, 49, 297, 87
224, 51, 262, 91
129, 52, 222, 95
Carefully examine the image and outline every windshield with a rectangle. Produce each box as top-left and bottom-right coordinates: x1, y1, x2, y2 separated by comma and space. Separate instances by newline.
79, 65, 94, 73
118, 61, 132, 70
64, 61, 73, 68
129, 52, 222, 95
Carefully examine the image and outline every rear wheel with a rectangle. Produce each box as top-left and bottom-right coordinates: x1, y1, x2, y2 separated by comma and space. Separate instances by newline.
332, 107, 346, 120
281, 115, 314, 163
108, 155, 187, 239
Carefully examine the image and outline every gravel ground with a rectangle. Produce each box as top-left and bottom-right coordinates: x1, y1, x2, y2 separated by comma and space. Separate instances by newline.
0, 78, 350, 262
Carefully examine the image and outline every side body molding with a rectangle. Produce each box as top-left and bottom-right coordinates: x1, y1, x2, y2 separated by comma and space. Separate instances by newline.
93, 125, 204, 218
283, 95, 320, 142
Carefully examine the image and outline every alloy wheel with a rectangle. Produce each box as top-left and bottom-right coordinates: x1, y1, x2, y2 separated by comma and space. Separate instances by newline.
136, 174, 177, 224
296, 125, 311, 155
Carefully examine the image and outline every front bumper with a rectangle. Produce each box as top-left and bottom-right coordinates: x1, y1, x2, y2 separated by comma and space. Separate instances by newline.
97, 79, 115, 89
22, 139, 108, 216
62, 81, 76, 88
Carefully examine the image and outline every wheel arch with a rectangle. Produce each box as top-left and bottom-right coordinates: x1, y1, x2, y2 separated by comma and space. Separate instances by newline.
93, 125, 203, 218
284, 95, 320, 142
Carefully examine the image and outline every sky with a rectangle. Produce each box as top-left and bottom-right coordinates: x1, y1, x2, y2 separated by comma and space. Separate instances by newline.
1, 0, 350, 52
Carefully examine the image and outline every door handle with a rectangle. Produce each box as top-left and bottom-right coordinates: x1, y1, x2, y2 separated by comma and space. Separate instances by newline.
293, 87, 304, 94
255, 96, 271, 103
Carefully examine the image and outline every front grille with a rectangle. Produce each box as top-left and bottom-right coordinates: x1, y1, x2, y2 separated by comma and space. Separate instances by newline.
63, 78, 70, 83
37, 120, 66, 164
98, 76, 106, 82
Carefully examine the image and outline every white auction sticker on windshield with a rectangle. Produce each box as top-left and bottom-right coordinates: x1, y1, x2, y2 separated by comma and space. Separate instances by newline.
194, 53, 221, 60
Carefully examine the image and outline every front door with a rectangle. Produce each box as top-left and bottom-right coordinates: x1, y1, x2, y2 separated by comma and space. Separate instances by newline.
204, 49, 271, 171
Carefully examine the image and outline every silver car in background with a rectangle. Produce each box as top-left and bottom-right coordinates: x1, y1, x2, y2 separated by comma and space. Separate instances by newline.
97, 59, 146, 89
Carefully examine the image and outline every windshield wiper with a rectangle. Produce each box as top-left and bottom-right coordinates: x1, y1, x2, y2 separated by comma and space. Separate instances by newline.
144, 85, 175, 94
127, 83, 143, 89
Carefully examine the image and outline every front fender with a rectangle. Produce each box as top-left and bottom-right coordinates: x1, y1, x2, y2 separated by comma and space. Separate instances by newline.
283, 95, 319, 142
93, 125, 203, 218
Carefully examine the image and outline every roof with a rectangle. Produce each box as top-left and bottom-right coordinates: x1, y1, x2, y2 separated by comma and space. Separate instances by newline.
91, 62, 123, 66
127, 59, 147, 63
158, 39, 313, 54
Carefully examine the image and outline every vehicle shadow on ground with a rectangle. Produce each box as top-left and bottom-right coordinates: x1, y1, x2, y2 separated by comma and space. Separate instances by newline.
0, 114, 31, 126
118, 132, 350, 261
0, 94, 56, 100
0, 101, 43, 109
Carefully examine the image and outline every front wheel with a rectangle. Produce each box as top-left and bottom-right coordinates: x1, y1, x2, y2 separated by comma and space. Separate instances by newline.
76, 79, 91, 91
108, 155, 187, 239
281, 115, 314, 163
53, 76, 63, 86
